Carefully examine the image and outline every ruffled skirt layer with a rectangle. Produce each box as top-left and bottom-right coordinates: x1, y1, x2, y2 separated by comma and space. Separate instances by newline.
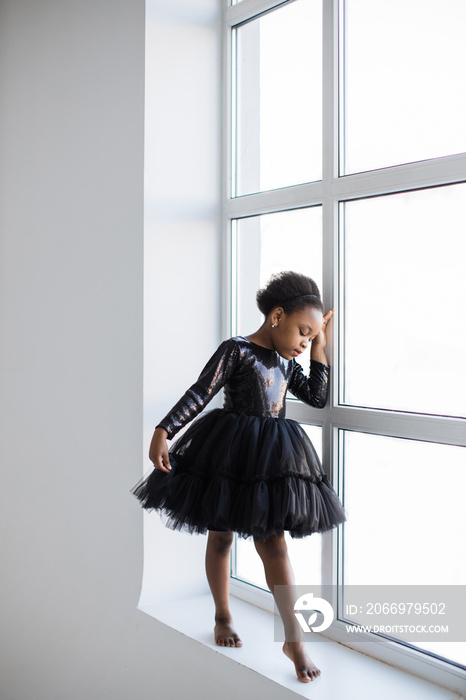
131, 408, 346, 540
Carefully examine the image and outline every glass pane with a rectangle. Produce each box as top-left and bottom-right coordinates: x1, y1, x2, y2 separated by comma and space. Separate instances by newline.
234, 0, 322, 195
342, 185, 466, 417
235, 206, 322, 374
341, 430, 466, 666
342, 0, 466, 174
235, 425, 323, 589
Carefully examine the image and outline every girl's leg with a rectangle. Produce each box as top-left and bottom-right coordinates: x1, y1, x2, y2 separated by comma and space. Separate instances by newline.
205, 530, 242, 647
254, 532, 321, 683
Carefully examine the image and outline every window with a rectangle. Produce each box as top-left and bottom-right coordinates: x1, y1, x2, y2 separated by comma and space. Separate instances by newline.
342, 0, 466, 173
234, 0, 322, 194
223, 0, 466, 686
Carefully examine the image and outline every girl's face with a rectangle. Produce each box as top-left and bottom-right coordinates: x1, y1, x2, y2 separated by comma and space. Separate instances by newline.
271, 306, 323, 360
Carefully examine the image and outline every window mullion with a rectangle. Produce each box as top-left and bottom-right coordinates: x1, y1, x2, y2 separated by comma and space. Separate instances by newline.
330, 407, 466, 448
226, 181, 324, 218
225, 0, 294, 27
321, 0, 340, 589
332, 152, 466, 201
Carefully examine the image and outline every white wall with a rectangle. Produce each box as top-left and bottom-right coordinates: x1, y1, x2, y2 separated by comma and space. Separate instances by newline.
0, 0, 152, 696
141, 0, 225, 604
0, 1, 301, 698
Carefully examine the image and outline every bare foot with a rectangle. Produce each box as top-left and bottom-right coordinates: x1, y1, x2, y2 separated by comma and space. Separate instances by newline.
214, 616, 243, 647
283, 641, 321, 682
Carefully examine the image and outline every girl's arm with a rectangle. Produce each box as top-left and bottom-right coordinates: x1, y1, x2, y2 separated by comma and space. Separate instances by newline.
288, 359, 330, 408
149, 339, 239, 471
288, 309, 334, 408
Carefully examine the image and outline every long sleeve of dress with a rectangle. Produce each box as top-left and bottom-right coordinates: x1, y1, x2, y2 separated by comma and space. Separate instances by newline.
156, 339, 239, 439
287, 358, 330, 409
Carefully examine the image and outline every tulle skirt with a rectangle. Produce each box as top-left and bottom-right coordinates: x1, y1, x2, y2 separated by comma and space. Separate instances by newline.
131, 408, 346, 541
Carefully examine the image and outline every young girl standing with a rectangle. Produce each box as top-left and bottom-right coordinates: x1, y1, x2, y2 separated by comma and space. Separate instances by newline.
132, 271, 346, 683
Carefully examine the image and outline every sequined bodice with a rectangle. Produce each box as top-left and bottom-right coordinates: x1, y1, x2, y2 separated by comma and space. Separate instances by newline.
223, 339, 304, 417
157, 336, 329, 440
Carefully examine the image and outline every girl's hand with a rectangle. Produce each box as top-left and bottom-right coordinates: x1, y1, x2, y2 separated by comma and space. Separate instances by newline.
149, 427, 171, 472
311, 308, 334, 364
313, 308, 334, 348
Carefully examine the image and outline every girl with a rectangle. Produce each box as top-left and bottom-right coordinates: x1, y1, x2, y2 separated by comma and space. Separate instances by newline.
132, 271, 346, 683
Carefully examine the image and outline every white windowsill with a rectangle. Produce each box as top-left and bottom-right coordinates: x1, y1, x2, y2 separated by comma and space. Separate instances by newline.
139, 592, 464, 699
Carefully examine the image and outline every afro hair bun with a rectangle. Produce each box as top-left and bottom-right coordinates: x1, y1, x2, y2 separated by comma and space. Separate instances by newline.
256, 271, 323, 316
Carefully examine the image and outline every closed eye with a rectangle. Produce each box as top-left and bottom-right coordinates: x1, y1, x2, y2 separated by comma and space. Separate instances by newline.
300, 329, 318, 342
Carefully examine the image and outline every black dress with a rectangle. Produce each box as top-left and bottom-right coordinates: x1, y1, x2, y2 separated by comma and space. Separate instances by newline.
131, 336, 346, 540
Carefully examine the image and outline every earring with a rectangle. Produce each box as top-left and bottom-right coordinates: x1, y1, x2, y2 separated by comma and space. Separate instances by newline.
272, 322, 277, 328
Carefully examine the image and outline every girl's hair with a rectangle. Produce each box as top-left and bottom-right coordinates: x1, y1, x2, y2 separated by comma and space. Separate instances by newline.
256, 271, 323, 316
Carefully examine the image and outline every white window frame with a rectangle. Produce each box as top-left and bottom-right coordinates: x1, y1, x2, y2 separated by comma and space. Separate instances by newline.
221, 0, 466, 692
